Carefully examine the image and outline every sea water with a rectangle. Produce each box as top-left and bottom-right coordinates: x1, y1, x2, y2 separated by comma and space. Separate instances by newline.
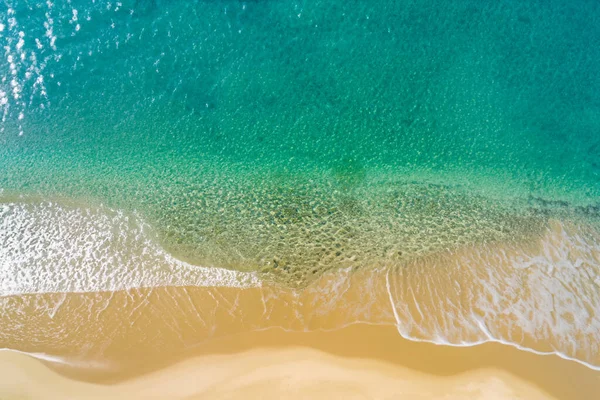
1, 0, 600, 372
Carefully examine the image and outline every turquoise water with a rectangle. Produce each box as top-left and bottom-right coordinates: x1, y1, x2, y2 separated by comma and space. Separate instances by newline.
1, 0, 600, 282
2, 0, 600, 373
2, 0, 600, 284
3, 0, 600, 184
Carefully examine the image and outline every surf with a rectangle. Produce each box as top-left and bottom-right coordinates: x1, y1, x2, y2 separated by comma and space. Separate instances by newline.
1, 197, 599, 374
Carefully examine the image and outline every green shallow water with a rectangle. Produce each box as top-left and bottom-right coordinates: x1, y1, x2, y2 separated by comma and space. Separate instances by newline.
1, 0, 600, 286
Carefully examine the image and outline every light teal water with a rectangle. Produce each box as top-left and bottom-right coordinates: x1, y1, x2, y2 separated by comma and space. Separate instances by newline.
1, 0, 600, 280
2, 0, 600, 285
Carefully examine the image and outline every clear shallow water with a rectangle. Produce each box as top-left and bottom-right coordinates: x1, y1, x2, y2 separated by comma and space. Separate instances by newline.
1, 0, 600, 372
1, 218, 599, 371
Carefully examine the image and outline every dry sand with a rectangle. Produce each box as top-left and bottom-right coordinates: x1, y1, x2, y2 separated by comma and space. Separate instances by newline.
0, 348, 548, 400
2, 323, 600, 400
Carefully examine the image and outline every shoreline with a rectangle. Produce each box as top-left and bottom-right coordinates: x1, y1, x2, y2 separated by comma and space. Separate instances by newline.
1, 210, 598, 398
2, 323, 600, 399
2, 216, 600, 384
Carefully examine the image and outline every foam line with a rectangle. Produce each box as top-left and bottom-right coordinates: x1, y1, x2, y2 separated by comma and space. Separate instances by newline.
0, 201, 260, 296
0, 348, 111, 369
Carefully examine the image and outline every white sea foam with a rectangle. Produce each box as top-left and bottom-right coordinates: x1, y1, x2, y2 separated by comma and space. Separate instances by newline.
384, 221, 600, 368
0, 348, 111, 369
0, 201, 260, 297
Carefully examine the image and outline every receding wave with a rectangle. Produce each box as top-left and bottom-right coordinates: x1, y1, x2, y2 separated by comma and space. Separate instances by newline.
0, 200, 259, 296
385, 220, 600, 368
1, 199, 599, 373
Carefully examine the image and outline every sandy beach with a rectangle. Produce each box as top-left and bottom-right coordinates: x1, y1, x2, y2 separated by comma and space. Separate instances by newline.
1, 219, 599, 399
1, 220, 599, 398
2, 322, 600, 400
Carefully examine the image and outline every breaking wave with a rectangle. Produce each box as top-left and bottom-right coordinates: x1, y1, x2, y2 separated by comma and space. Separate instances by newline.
0, 200, 259, 296
1, 198, 599, 372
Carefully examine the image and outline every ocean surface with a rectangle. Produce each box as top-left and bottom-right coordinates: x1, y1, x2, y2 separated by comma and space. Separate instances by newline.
1, 0, 600, 374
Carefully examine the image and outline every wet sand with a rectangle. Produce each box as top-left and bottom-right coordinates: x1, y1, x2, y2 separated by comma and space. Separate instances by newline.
2, 323, 600, 399
1, 220, 599, 399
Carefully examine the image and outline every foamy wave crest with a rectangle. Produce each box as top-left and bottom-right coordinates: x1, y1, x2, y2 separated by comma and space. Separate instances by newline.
0, 200, 260, 296
384, 221, 600, 368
